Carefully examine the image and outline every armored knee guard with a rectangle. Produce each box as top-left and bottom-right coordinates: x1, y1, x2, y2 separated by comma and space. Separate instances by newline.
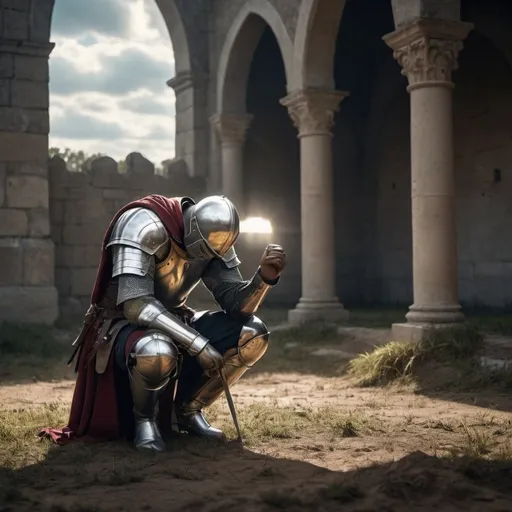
177, 316, 269, 439
128, 330, 179, 451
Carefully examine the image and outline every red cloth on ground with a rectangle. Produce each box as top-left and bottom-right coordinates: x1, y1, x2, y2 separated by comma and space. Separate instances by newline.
41, 194, 184, 445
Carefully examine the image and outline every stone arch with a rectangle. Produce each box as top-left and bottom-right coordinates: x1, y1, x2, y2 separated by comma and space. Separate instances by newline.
292, 0, 347, 90
37, 0, 191, 74
216, 0, 293, 113
155, 0, 192, 74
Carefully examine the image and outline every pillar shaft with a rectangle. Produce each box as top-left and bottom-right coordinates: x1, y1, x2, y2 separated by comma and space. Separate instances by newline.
210, 113, 252, 213
384, 19, 473, 338
0, 40, 59, 324
280, 89, 349, 324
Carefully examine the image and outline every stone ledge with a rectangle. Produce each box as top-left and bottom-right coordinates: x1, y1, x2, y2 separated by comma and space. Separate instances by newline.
0, 285, 58, 324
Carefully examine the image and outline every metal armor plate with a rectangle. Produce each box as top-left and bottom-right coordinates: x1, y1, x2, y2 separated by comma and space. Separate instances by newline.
154, 238, 210, 309
107, 207, 169, 256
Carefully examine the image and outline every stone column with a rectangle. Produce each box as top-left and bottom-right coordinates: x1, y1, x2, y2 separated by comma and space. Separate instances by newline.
280, 89, 349, 324
210, 113, 253, 214
384, 19, 473, 341
167, 71, 209, 178
0, 40, 59, 323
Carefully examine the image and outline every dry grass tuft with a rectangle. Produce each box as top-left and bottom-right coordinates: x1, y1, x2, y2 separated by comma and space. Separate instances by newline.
348, 324, 512, 390
0, 404, 68, 469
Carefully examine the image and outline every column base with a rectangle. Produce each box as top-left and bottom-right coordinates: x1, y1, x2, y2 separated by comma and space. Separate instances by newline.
392, 304, 465, 343
288, 298, 350, 325
0, 286, 59, 324
405, 304, 464, 324
392, 322, 467, 343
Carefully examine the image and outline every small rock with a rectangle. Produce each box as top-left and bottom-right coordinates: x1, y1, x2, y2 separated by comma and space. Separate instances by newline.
479, 356, 510, 370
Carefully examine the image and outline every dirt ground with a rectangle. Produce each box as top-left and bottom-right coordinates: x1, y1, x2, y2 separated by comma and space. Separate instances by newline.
1, 324, 512, 512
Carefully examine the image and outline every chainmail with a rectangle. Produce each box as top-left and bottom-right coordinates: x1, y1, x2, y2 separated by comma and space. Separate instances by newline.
116, 273, 155, 305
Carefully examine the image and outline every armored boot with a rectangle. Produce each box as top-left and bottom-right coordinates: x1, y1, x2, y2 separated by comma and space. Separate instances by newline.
128, 331, 179, 452
175, 316, 269, 440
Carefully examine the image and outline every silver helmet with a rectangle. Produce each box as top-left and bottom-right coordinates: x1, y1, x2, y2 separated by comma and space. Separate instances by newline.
183, 195, 240, 262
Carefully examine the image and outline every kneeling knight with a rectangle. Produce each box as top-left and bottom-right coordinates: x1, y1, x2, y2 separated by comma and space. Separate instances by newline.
42, 194, 286, 451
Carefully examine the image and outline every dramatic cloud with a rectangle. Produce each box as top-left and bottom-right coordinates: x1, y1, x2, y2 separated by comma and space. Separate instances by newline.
49, 0, 176, 164
51, 112, 126, 140
50, 47, 174, 96
51, 0, 134, 38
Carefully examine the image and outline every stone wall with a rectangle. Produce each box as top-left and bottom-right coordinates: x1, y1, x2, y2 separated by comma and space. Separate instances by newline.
49, 153, 206, 316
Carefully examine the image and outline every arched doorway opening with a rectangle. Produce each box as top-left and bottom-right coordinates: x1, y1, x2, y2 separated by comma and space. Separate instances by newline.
327, 0, 405, 307
213, 4, 296, 304
244, 26, 300, 303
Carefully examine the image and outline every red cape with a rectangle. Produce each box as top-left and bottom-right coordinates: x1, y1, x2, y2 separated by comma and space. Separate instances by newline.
41, 194, 185, 444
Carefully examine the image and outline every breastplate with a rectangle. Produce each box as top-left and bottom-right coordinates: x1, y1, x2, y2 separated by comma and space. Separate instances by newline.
154, 238, 210, 309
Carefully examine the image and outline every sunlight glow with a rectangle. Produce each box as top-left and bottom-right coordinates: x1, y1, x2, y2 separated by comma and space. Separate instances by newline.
240, 217, 273, 234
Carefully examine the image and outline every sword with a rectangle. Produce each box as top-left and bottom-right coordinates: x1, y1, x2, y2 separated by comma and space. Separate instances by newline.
219, 367, 243, 442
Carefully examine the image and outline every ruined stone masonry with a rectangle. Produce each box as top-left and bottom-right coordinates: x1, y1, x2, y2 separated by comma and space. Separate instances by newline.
48, 153, 206, 317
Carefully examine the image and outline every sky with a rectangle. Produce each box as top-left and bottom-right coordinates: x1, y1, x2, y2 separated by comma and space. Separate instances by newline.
50, 0, 176, 165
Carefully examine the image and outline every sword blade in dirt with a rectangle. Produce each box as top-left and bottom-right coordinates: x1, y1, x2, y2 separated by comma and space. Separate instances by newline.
219, 367, 243, 442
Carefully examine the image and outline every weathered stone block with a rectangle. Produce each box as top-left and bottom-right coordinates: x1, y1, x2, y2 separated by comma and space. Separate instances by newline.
67, 171, 89, 187
6, 175, 49, 208
55, 268, 71, 296
84, 245, 101, 267
474, 261, 503, 278
0, 133, 48, 161
102, 188, 128, 200
50, 200, 64, 224
48, 155, 67, 179
0, 239, 23, 285
62, 223, 103, 246
64, 200, 86, 224
49, 184, 69, 200
0, 80, 10, 106
126, 152, 155, 176
91, 170, 126, 189
4, 0, 30, 9
51, 225, 62, 245
70, 268, 97, 296
0, 55, 14, 78
59, 297, 85, 319
3, 9, 29, 40
477, 277, 506, 307
82, 190, 108, 220
15, 55, 49, 82
28, 208, 50, 236
22, 238, 54, 286
26, 109, 50, 134
11, 80, 49, 109
0, 286, 59, 324
0, 209, 28, 235
0, 164, 5, 207
0, 107, 29, 132
65, 245, 101, 268
10, 161, 48, 177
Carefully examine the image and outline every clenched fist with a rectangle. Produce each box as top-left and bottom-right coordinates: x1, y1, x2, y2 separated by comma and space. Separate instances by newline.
259, 244, 287, 282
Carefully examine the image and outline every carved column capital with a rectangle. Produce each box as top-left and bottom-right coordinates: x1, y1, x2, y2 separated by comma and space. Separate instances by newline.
383, 19, 473, 90
280, 89, 349, 137
210, 113, 253, 145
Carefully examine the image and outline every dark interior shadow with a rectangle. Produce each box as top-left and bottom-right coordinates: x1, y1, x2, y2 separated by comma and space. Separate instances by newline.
1, 440, 511, 511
